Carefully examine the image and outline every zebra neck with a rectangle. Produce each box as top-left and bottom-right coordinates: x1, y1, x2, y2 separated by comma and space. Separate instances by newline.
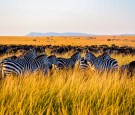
49, 59, 53, 64
89, 57, 96, 66
71, 56, 77, 62
32, 58, 43, 70
24, 57, 33, 62
31, 60, 40, 70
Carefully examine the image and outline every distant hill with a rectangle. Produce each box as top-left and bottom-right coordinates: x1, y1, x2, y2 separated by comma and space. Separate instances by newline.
120, 34, 135, 36
26, 32, 94, 36
26, 32, 135, 37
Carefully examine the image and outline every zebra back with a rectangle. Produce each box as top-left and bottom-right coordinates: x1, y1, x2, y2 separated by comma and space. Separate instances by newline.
71, 52, 81, 62
1, 56, 17, 63
55, 52, 81, 69
23, 48, 37, 61
95, 53, 111, 65
31, 54, 50, 74
95, 53, 118, 71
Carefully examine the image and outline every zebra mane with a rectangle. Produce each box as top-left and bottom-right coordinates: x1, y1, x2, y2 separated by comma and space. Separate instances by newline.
35, 54, 46, 59
9, 56, 17, 60
87, 52, 96, 59
48, 55, 56, 58
23, 48, 36, 56
21, 50, 30, 58
102, 53, 110, 59
71, 52, 79, 58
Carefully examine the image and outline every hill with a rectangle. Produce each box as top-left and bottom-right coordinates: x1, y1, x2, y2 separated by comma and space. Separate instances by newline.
26, 32, 94, 36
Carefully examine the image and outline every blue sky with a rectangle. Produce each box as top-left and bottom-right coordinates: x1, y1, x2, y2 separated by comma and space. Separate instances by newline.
0, 0, 135, 35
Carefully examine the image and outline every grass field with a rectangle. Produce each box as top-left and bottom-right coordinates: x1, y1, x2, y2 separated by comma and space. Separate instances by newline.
0, 36, 135, 114
0, 68, 135, 114
0, 36, 135, 46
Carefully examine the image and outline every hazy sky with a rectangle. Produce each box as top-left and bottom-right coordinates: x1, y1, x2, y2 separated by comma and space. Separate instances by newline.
0, 0, 135, 35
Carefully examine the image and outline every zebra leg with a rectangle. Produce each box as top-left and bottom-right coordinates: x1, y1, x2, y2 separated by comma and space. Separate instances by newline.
1, 69, 6, 79
0, 67, 2, 80
41, 65, 49, 76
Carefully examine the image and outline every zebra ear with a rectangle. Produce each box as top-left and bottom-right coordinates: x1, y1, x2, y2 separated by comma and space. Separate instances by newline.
84, 50, 89, 54
30, 48, 35, 52
103, 52, 110, 59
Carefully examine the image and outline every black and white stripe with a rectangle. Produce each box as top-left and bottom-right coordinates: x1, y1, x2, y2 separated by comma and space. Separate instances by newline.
78, 57, 89, 69
29, 54, 51, 74
84, 52, 96, 67
85, 52, 118, 72
1, 49, 37, 77
55, 52, 81, 69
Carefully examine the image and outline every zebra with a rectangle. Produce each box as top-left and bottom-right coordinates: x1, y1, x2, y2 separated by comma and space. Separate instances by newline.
84, 52, 118, 72
78, 57, 89, 70
0, 56, 18, 78
120, 61, 135, 77
1, 48, 37, 77
120, 64, 129, 72
55, 52, 81, 69
29, 54, 51, 74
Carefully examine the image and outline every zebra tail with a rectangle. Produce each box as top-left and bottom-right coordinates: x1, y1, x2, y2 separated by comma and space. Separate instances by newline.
0, 62, 3, 80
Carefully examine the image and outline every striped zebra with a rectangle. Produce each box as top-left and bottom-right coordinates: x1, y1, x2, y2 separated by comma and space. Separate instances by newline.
78, 57, 89, 69
1, 49, 37, 77
55, 52, 81, 69
119, 64, 129, 77
29, 54, 51, 74
0, 56, 17, 79
84, 52, 118, 72
120, 61, 135, 77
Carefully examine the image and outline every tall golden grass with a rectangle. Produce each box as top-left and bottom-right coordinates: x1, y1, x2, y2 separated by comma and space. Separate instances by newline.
0, 53, 135, 114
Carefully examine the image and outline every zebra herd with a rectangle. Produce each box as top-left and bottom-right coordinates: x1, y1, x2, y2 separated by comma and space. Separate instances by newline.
0, 48, 134, 79
0, 49, 48, 78
79, 51, 118, 72
0, 49, 81, 78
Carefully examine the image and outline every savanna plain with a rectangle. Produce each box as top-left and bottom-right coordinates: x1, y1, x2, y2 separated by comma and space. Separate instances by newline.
0, 36, 135, 115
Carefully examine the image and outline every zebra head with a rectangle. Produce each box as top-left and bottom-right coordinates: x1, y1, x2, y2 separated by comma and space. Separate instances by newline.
48, 55, 57, 65
34, 54, 51, 66
31, 54, 51, 74
84, 52, 96, 66
101, 53, 111, 60
71, 52, 81, 62
23, 48, 37, 61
